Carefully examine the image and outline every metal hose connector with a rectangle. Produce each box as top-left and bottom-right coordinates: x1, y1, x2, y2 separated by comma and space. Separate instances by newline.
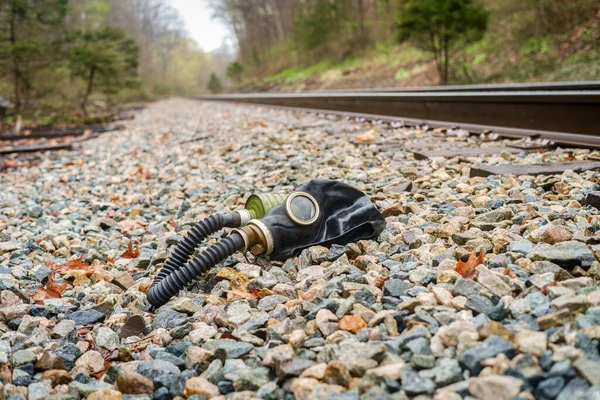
147, 232, 245, 308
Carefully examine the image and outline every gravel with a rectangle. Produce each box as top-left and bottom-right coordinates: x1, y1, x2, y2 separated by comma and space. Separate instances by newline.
1, 98, 600, 399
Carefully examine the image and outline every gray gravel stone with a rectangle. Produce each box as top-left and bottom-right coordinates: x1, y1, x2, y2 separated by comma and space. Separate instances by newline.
460, 335, 516, 373
1, 100, 600, 400
65, 309, 105, 325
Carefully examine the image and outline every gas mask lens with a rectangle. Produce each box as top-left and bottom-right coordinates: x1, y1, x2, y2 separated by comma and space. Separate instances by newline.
286, 192, 319, 225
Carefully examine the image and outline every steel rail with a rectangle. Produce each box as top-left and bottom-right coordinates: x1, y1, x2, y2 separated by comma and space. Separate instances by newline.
237, 81, 600, 94
197, 86, 600, 147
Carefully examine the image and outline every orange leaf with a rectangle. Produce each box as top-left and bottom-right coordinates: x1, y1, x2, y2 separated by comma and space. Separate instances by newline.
90, 361, 112, 379
138, 282, 150, 293
106, 256, 115, 264
224, 290, 258, 300
47, 274, 68, 295
541, 281, 557, 295
46, 256, 91, 274
121, 242, 139, 259
354, 128, 378, 143
374, 276, 390, 289
0, 363, 11, 383
31, 273, 68, 304
86, 262, 112, 282
454, 249, 485, 279
220, 333, 236, 340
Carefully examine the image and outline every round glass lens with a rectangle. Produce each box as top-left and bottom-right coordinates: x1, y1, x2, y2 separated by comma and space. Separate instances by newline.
289, 195, 317, 223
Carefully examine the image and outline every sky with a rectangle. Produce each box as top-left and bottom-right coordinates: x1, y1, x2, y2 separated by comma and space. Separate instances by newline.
170, 0, 233, 53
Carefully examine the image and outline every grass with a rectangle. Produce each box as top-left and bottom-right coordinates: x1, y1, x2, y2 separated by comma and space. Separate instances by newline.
230, 1, 599, 92
268, 60, 335, 82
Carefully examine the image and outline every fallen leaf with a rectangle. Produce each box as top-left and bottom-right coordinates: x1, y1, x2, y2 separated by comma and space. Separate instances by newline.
224, 289, 258, 300
121, 242, 139, 259
138, 282, 151, 293
118, 219, 137, 232
132, 166, 152, 180
0, 363, 11, 383
354, 128, 378, 143
90, 361, 112, 379
541, 281, 558, 295
374, 276, 390, 289
46, 255, 90, 274
106, 256, 115, 264
87, 260, 112, 282
31, 273, 68, 304
220, 333, 236, 340
256, 288, 273, 299
454, 249, 485, 279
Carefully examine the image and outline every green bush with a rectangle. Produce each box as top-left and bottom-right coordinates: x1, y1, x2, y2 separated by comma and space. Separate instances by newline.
226, 61, 244, 83
396, 0, 490, 84
207, 73, 222, 94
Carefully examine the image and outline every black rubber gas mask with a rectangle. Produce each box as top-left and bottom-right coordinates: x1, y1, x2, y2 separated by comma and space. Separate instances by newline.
147, 179, 386, 308
237, 179, 386, 260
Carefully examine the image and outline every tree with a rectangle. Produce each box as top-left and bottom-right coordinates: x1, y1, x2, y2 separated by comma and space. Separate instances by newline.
0, 0, 68, 131
207, 72, 222, 93
396, 0, 489, 85
67, 26, 139, 116
293, 1, 348, 61
226, 60, 244, 83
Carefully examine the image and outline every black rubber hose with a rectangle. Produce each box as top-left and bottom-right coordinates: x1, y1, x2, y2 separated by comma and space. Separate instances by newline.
147, 232, 245, 308
152, 213, 240, 287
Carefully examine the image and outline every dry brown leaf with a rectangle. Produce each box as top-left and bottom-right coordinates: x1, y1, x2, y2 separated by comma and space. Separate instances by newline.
354, 128, 378, 143
31, 273, 68, 304
374, 276, 390, 289
138, 282, 151, 293
119, 219, 137, 232
220, 333, 236, 340
121, 242, 140, 259
0, 363, 11, 383
454, 249, 485, 279
46, 255, 91, 274
541, 281, 558, 295
86, 261, 112, 282
224, 289, 258, 300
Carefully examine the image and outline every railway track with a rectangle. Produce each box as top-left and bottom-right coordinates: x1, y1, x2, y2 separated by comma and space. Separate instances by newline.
197, 81, 600, 148
0, 105, 145, 163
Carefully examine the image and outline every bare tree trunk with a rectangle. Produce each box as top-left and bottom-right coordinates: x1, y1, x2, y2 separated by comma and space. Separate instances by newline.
9, 1, 21, 134
357, 0, 365, 38
443, 35, 449, 85
271, 0, 286, 43
82, 67, 96, 117
428, 29, 445, 85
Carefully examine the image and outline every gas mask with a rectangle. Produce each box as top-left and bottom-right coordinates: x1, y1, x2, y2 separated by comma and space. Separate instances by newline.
147, 179, 386, 308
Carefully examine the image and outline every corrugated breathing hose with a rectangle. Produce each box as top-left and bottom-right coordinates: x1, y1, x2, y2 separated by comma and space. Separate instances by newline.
151, 213, 240, 288
147, 232, 245, 308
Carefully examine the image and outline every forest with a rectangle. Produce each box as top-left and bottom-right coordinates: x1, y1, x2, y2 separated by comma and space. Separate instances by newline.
1, 0, 599, 128
208, 0, 600, 92
0, 0, 227, 130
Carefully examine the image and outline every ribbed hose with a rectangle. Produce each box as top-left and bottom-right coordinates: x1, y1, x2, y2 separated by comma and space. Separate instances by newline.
147, 233, 245, 308
152, 213, 237, 287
